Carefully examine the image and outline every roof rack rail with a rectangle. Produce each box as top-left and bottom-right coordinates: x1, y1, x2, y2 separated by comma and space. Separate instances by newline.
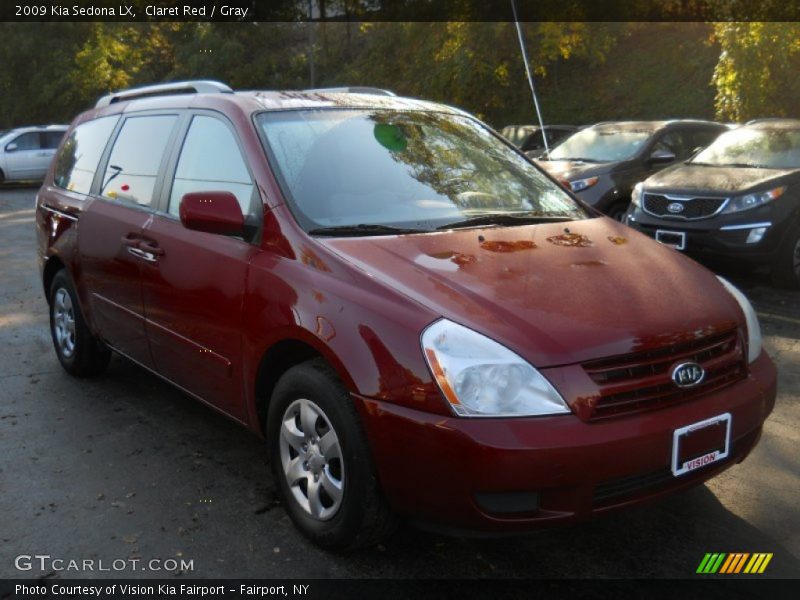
95, 80, 233, 108
744, 117, 795, 125
304, 86, 396, 97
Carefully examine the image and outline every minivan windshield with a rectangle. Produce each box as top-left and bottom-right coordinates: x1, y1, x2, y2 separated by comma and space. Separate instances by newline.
548, 128, 652, 163
691, 126, 800, 169
256, 109, 587, 234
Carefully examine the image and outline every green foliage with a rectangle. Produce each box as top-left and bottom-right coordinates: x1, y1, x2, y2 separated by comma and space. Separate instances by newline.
534, 23, 720, 126
712, 22, 800, 121
0, 20, 794, 131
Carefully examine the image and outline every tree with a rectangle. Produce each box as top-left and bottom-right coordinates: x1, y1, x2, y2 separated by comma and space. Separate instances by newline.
712, 22, 800, 121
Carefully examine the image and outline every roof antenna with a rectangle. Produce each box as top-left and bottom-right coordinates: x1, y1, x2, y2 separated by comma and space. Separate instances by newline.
511, 0, 549, 156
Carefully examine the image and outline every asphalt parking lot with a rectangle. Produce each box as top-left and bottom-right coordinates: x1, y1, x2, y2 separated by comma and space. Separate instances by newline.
0, 185, 798, 580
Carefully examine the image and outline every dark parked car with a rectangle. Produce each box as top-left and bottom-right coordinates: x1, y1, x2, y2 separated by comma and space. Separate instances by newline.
37, 81, 775, 550
536, 120, 728, 220
626, 118, 800, 289
500, 124, 577, 157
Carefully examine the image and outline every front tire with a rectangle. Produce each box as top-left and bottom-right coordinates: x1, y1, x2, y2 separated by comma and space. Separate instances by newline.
770, 229, 800, 290
607, 201, 630, 222
49, 270, 110, 377
267, 359, 396, 550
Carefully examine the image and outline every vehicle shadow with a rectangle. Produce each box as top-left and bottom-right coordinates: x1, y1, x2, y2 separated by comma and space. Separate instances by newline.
4, 351, 794, 580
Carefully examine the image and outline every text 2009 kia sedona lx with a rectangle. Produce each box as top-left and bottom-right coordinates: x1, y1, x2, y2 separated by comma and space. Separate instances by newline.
36, 81, 776, 550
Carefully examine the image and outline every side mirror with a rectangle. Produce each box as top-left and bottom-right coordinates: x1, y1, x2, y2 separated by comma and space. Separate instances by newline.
179, 191, 244, 236
5, 143, 18, 152
649, 149, 676, 165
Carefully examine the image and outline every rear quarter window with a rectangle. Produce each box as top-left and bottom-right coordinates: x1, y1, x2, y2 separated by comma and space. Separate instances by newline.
54, 116, 119, 195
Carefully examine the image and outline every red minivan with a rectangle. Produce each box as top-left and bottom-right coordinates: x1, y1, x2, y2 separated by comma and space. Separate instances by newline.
36, 81, 777, 550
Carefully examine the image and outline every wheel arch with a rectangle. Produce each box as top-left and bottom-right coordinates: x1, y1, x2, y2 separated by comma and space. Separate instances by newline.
42, 255, 67, 302
252, 334, 357, 436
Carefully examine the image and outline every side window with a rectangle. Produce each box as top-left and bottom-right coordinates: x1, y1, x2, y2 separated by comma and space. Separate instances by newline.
43, 131, 65, 150
101, 115, 177, 207
692, 129, 722, 151
521, 131, 545, 152
168, 115, 254, 216
652, 131, 687, 159
9, 132, 41, 151
54, 116, 119, 195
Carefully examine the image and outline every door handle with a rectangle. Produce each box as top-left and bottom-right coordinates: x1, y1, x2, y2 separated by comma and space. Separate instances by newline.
120, 235, 140, 248
127, 247, 158, 263
138, 241, 165, 256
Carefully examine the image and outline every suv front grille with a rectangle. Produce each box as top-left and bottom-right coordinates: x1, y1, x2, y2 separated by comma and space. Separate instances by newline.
580, 329, 747, 421
643, 194, 727, 220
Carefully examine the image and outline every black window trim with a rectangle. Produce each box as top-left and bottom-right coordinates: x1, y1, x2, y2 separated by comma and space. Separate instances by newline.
90, 109, 183, 214
51, 115, 121, 200
152, 108, 264, 244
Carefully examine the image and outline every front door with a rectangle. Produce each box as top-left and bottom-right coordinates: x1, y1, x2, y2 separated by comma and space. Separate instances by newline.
4, 132, 46, 180
140, 114, 260, 420
77, 114, 180, 367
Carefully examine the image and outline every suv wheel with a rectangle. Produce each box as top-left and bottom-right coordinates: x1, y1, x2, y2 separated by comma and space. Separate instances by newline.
607, 201, 629, 222
771, 230, 800, 290
267, 359, 397, 550
49, 270, 111, 376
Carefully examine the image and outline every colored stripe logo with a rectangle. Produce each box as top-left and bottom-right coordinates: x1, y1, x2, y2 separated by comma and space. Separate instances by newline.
696, 553, 773, 574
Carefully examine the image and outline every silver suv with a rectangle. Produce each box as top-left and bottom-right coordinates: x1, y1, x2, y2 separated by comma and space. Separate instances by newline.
0, 125, 67, 183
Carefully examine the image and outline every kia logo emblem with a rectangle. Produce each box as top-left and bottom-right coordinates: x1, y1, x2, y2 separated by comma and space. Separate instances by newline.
667, 202, 684, 213
672, 362, 705, 388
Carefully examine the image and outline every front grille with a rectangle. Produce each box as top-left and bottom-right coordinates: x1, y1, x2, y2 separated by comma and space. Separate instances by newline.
643, 194, 726, 219
581, 329, 747, 421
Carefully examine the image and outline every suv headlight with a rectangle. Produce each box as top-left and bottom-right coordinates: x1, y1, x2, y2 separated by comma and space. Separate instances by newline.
722, 186, 785, 214
420, 319, 570, 417
717, 277, 762, 363
569, 176, 599, 192
631, 182, 644, 207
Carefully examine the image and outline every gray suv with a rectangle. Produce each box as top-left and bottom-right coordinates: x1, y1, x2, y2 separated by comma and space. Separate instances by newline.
536, 120, 728, 220
0, 125, 67, 184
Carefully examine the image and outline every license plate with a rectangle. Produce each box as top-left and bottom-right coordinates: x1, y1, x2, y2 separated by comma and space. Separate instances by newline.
671, 413, 732, 477
656, 229, 686, 250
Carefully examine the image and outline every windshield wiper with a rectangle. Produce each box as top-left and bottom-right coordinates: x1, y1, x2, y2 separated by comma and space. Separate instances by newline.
691, 161, 767, 169
548, 157, 602, 163
436, 213, 576, 230
308, 223, 428, 237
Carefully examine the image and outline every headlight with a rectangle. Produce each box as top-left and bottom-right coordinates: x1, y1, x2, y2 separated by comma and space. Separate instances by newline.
722, 186, 785, 214
568, 176, 599, 192
631, 182, 644, 207
717, 277, 762, 363
420, 319, 570, 417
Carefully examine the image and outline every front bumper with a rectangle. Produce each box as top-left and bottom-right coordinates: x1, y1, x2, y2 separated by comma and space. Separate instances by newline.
626, 203, 793, 266
355, 352, 776, 533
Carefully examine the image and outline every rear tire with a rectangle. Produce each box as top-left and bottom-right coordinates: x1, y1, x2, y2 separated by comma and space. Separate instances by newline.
267, 358, 397, 551
49, 270, 110, 377
770, 230, 800, 290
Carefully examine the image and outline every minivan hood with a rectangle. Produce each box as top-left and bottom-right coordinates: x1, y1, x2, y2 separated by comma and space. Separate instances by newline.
536, 159, 617, 181
320, 218, 741, 368
644, 163, 798, 195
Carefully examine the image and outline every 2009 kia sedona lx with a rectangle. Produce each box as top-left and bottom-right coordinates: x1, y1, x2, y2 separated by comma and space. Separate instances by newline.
36, 81, 776, 550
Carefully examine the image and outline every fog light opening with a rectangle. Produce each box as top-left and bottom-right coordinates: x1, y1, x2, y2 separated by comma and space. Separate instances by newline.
746, 227, 767, 244
474, 491, 540, 515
